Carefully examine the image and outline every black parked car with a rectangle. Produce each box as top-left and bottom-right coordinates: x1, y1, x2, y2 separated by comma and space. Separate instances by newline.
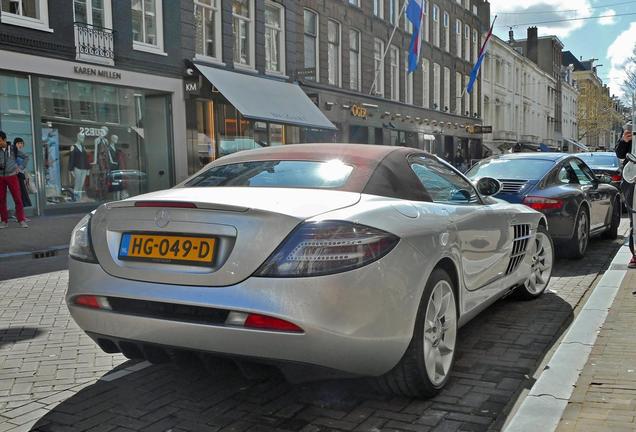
466, 153, 621, 259
575, 152, 622, 188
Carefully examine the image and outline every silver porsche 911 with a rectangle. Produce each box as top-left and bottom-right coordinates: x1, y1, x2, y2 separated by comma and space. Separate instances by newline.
67, 144, 553, 398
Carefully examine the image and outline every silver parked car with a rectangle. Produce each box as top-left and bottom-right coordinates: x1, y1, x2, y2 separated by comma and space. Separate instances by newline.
67, 144, 553, 398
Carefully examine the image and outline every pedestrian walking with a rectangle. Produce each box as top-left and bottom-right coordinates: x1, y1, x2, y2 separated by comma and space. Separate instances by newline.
0, 130, 28, 228
616, 124, 635, 268
11, 137, 32, 214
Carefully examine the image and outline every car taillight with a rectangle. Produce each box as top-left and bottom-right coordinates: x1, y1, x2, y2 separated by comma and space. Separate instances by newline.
611, 174, 622, 182
73, 295, 112, 310
522, 196, 564, 211
254, 221, 400, 277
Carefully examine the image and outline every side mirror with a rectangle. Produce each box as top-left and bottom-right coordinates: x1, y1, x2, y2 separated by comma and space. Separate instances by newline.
474, 177, 502, 197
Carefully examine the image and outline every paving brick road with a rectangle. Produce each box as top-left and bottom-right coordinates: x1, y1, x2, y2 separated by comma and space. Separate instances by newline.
0, 221, 629, 432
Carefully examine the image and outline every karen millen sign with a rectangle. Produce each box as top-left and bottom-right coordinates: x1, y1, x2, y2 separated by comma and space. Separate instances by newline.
73, 65, 122, 80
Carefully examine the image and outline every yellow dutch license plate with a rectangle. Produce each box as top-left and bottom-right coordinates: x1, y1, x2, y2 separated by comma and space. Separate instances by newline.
118, 233, 216, 266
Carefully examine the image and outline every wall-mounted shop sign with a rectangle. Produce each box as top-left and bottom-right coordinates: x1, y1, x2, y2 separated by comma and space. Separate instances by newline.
351, 104, 368, 118
73, 65, 122, 80
184, 76, 201, 95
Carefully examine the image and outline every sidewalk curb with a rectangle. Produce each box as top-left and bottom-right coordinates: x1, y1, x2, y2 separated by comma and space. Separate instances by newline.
0, 244, 69, 260
503, 243, 632, 432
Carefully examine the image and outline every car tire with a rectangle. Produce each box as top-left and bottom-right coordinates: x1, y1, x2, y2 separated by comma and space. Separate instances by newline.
562, 206, 589, 260
515, 225, 554, 300
374, 268, 457, 398
602, 198, 620, 240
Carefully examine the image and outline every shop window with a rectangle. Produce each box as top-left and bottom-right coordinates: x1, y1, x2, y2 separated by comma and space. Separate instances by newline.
232, 0, 255, 68
0, 74, 35, 214
1, 0, 50, 31
349, 29, 361, 92
40, 79, 71, 119
303, 9, 318, 81
194, 0, 222, 61
131, 0, 164, 54
39, 78, 173, 208
265, 1, 285, 74
327, 19, 341, 87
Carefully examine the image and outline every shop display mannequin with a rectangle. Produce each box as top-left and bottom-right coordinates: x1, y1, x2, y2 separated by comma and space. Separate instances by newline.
93, 126, 110, 200
69, 132, 90, 201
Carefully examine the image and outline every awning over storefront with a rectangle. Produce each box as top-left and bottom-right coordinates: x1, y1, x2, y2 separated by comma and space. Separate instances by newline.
565, 138, 589, 151
195, 64, 337, 130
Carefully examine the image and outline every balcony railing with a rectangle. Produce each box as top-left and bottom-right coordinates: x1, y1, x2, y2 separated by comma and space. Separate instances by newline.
74, 22, 114, 66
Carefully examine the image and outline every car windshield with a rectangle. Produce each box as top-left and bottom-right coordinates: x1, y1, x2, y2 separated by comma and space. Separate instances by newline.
184, 160, 354, 189
466, 158, 554, 180
576, 154, 619, 168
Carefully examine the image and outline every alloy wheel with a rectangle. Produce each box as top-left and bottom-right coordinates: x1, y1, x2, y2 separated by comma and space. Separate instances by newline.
423, 280, 457, 387
525, 230, 554, 295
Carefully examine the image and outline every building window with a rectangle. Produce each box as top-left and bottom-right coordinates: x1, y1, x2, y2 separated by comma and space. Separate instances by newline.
389, 0, 398, 24
443, 66, 450, 112
455, 19, 462, 58
194, 0, 222, 61
348, 0, 360, 5
464, 0, 470, 9
303, 9, 319, 81
327, 20, 341, 87
422, 0, 429, 42
432, 5, 439, 47
131, 0, 164, 53
374, 0, 383, 18
389, 46, 400, 101
404, 53, 413, 104
472, 81, 478, 116
464, 75, 470, 115
443, 11, 449, 52
349, 29, 361, 91
373, 38, 385, 96
422, 58, 430, 109
472, 29, 478, 63
1, 0, 50, 31
74, 0, 110, 27
464, 24, 470, 61
455, 72, 462, 115
433, 62, 440, 109
265, 1, 285, 74
232, 0, 255, 67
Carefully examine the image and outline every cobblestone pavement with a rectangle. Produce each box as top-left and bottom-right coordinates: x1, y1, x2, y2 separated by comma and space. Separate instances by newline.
0, 221, 629, 432
556, 262, 636, 432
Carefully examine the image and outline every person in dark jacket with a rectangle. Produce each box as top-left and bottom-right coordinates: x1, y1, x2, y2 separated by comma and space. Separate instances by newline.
11, 137, 31, 210
616, 126, 635, 268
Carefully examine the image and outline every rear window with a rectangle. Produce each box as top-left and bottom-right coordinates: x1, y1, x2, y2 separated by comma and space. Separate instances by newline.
184, 160, 354, 189
466, 159, 554, 180
576, 154, 619, 168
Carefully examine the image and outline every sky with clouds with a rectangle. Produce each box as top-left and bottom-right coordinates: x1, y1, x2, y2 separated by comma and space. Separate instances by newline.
489, 0, 636, 99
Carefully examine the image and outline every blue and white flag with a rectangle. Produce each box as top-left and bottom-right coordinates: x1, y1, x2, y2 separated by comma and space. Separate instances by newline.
406, 0, 425, 73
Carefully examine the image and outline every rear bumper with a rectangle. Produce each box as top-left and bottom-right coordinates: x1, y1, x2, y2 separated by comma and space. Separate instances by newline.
66, 241, 429, 377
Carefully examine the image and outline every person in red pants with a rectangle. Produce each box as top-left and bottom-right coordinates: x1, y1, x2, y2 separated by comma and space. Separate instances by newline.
0, 130, 28, 228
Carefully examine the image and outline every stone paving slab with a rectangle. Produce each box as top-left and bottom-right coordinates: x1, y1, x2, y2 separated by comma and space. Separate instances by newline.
556, 268, 636, 432
0, 221, 629, 432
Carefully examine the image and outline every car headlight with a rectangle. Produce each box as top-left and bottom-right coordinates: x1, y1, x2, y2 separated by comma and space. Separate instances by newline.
254, 221, 399, 277
69, 214, 97, 263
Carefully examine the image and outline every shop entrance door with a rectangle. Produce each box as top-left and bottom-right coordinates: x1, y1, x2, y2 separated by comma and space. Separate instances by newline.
349, 125, 369, 144
143, 95, 172, 192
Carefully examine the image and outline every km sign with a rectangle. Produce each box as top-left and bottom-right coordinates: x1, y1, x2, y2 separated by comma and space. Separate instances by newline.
184, 77, 201, 95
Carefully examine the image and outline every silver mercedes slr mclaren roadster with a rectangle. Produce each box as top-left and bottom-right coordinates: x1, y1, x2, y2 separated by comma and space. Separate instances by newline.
67, 144, 553, 398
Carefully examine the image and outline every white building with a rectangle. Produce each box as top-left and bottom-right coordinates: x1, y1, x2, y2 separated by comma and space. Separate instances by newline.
561, 64, 582, 152
481, 35, 557, 154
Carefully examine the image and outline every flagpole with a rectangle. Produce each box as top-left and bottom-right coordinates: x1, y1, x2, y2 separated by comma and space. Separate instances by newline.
369, 0, 409, 96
